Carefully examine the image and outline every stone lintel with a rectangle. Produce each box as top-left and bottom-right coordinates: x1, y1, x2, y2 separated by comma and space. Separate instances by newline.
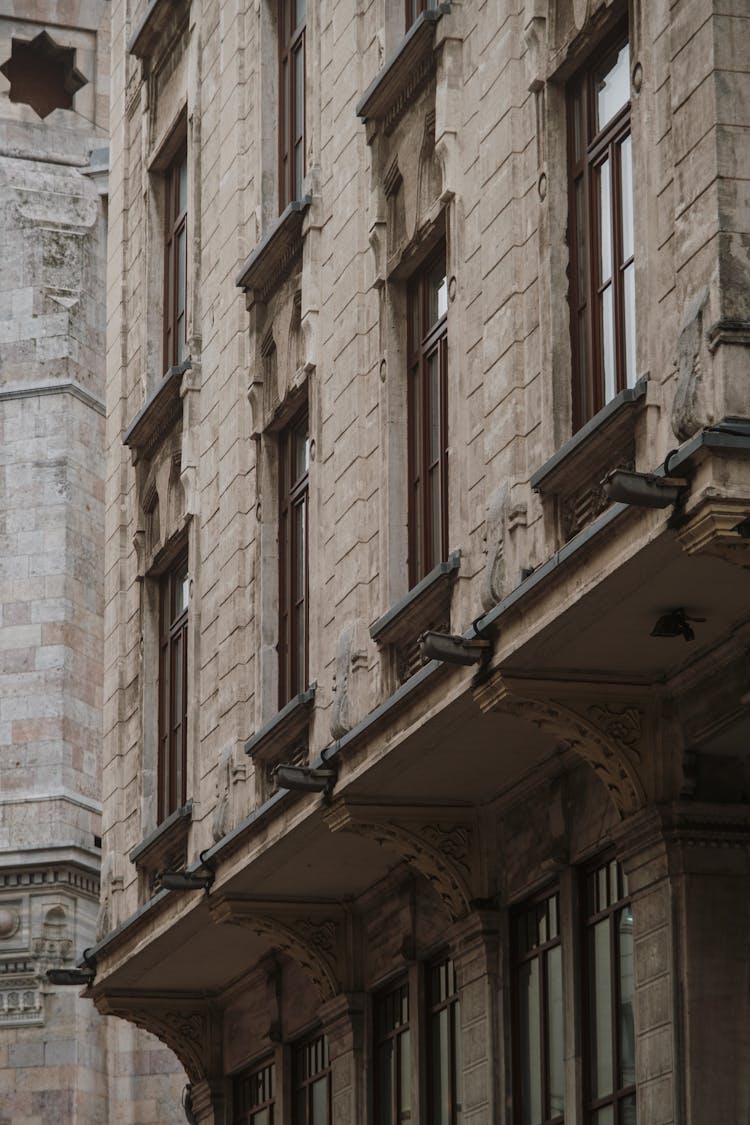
356, 6, 449, 136
128, 0, 190, 60
236, 197, 311, 306
122, 360, 190, 463
244, 685, 316, 764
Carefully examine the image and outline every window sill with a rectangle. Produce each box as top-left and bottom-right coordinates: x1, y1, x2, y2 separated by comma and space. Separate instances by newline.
122, 358, 191, 464
129, 801, 192, 880
356, 4, 450, 138
245, 684, 316, 765
530, 376, 648, 543
235, 196, 312, 306
371, 551, 460, 645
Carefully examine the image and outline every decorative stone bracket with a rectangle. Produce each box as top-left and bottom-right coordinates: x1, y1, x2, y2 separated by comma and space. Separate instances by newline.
210, 897, 346, 1003
92, 992, 221, 1086
323, 799, 480, 921
676, 495, 750, 567
472, 671, 648, 816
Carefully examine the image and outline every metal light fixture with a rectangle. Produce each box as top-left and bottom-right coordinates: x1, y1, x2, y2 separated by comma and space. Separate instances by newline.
47, 947, 96, 986
274, 763, 337, 796
602, 468, 688, 509
651, 608, 704, 642
159, 852, 215, 893
419, 630, 492, 667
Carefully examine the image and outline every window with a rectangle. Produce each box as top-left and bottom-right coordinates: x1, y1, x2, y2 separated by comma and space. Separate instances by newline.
513, 889, 564, 1125
279, 409, 310, 706
234, 1058, 276, 1125
164, 147, 188, 371
405, 0, 438, 29
293, 1033, 331, 1125
279, 0, 306, 210
427, 958, 462, 1125
374, 979, 411, 1125
407, 248, 448, 586
584, 859, 635, 1125
158, 554, 189, 822
568, 36, 634, 429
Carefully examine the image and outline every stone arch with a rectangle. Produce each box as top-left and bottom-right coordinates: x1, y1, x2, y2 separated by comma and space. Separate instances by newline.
473, 672, 647, 816
93, 996, 217, 1086
210, 899, 343, 1003
324, 801, 476, 922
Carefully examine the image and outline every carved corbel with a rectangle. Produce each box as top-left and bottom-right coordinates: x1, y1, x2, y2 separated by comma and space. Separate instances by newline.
92, 993, 220, 1086
210, 898, 345, 1003
473, 672, 647, 816
676, 497, 750, 567
323, 800, 478, 921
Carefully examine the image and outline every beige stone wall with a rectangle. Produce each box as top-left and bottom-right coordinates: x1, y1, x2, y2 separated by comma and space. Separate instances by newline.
99, 0, 750, 1121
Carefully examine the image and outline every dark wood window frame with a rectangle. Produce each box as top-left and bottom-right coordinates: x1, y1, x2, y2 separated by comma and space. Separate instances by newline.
158, 552, 189, 823
163, 144, 188, 373
427, 956, 462, 1125
374, 977, 412, 1125
293, 1032, 331, 1125
583, 858, 636, 1125
278, 406, 310, 707
407, 246, 449, 588
279, 0, 306, 211
568, 31, 635, 430
512, 887, 565, 1125
233, 1056, 276, 1125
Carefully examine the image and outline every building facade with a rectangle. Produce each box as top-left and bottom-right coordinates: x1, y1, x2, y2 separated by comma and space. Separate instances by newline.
92, 1, 750, 1124
0, 2, 185, 1120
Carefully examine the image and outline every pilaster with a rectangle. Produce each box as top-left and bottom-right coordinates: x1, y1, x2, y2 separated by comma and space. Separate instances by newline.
448, 909, 501, 1125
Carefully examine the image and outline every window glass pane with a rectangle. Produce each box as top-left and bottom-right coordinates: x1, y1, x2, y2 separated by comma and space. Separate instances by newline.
311, 1075, 328, 1125
428, 352, 441, 462
620, 134, 633, 262
295, 0, 306, 26
519, 959, 542, 1125
575, 177, 586, 300
598, 158, 612, 284
431, 1008, 449, 1125
399, 1028, 411, 1116
595, 42, 630, 131
623, 263, 636, 388
172, 633, 183, 731
621, 1093, 637, 1125
572, 87, 583, 164
591, 1108, 614, 1125
293, 422, 309, 483
601, 284, 615, 403
178, 157, 187, 213
547, 943, 564, 1119
618, 906, 636, 1089
377, 1040, 393, 1121
590, 919, 614, 1099
453, 999, 463, 1123
428, 256, 448, 326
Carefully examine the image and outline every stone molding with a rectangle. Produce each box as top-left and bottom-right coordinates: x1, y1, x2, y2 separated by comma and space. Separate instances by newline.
676, 495, 750, 567
236, 197, 311, 307
323, 799, 477, 921
473, 672, 647, 816
210, 896, 345, 1002
357, 6, 450, 139
123, 359, 190, 465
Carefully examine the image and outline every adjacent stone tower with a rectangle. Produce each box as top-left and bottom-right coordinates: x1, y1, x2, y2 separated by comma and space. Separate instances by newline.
0, 3, 184, 1120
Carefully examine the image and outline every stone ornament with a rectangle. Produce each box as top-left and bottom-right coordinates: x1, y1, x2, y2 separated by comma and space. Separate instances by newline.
0, 907, 19, 939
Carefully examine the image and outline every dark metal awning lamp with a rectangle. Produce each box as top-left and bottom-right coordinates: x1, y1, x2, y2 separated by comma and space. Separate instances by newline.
602, 468, 688, 508
159, 852, 215, 893
274, 762, 337, 797
651, 608, 704, 642
47, 947, 96, 986
419, 630, 492, 667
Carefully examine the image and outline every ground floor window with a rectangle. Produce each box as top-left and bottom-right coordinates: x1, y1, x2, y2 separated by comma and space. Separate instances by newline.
233, 1058, 275, 1125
